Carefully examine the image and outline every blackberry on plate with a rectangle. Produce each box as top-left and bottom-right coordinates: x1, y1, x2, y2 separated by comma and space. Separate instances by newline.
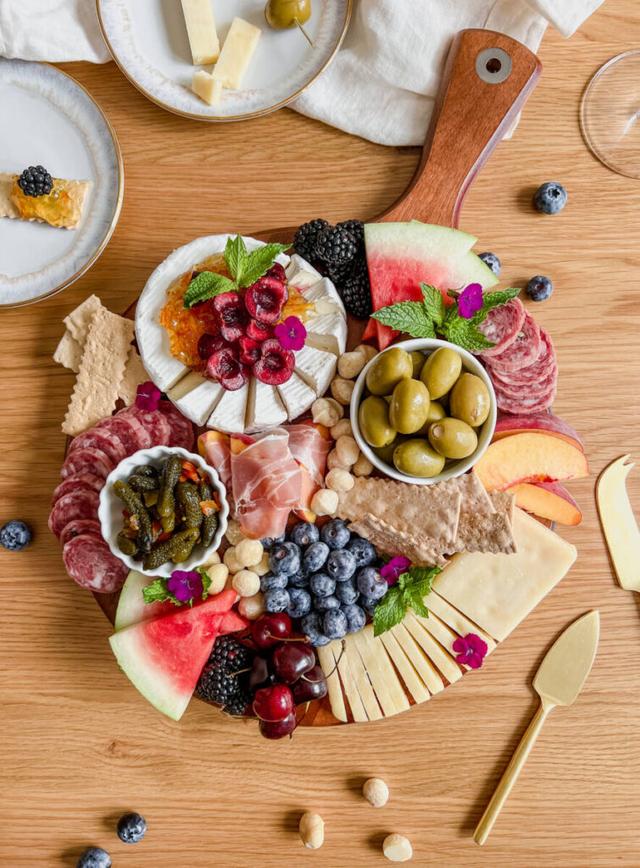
314, 225, 358, 267
338, 259, 372, 319
117, 813, 147, 845
337, 219, 365, 249
196, 635, 252, 714
17, 165, 53, 197
293, 218, 329, 260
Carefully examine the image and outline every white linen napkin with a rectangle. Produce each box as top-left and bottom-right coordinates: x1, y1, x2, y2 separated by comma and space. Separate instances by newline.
0, 0, 603, 146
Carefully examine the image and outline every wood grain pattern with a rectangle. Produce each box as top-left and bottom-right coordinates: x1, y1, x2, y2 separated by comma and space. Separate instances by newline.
2, 2, 640, 864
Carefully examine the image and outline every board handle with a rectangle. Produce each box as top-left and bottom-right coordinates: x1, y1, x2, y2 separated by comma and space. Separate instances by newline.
379, 29, 542, 227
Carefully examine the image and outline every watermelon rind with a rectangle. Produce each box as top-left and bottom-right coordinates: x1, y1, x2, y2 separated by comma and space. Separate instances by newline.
114, 570, 159, 631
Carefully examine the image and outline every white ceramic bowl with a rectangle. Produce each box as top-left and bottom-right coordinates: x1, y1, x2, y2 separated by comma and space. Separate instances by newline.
350, 339, 497, 486
98, 445, 229, 577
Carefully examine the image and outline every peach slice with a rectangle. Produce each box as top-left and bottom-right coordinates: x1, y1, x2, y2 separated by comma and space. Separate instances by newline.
293, 465, 318, 523
198, 429, 230, 458
508, 481, 583, 526
493, 413, 584, 452
474, 432, 589, 492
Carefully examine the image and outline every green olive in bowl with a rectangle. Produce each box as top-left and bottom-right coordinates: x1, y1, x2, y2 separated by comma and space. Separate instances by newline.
428, 417, 478, 459
365, 347, 413, 396
420, 347, 462, 399
358, 396, 397, 448
393, 439, 446, 478
389, 379, 430, 434
449, 373, 491, 427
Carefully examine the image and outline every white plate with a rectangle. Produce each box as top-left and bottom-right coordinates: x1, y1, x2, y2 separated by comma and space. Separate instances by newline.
97, 0, 351, 121
0, 60, 123, 308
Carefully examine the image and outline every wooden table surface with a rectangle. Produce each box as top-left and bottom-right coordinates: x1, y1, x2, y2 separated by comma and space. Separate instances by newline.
2, 2, 640, 865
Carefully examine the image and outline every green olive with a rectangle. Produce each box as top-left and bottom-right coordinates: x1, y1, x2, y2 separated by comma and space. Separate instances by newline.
409, 350, 425, 378
449, 373, 491, 427
393, 439, 446, 478
358, 396, 397, 448
365, 347, 413, 396
265, 0, 311, 28
420, 347, 463, 399
373, 439, 400, 465
428, 417, 478, 460
414, 400, 446, 436
389, 378, 430, 434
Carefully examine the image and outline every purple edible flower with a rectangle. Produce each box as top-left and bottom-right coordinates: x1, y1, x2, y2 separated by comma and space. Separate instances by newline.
167, 570, 203, 603
274, 316, 307, 351
136, 380, 162, 411
453, 633, 488, 669
380, 556, 412, 586
457, 283, 483, 319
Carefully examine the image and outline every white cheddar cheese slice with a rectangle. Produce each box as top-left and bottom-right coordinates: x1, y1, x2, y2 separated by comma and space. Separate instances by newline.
379, 631, 430, 705
391, 624, 445, 695
168, 373, 224, 426
181, 0, 220, 64
206, 384, 248, 433
213, 17, 261, 90
317, 644, 348, 723
403, 613, 464, 685
333, 639, 368, 723
343, 638, 383, 721
277, 372, 317, 421
427, 592, 496, 654
192, 71, 223, 105
432, 508, 577, 642
294, 344, 337, 394
305, 312, 348, 356
286, 254, 322, 289
411, 610, 463, 662
350, 626, 410, 717
246, 379, 288, 432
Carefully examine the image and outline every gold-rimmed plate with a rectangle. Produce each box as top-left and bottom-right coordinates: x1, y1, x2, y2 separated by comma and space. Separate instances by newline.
0, 59, 123, 308
97, 0, 351, 122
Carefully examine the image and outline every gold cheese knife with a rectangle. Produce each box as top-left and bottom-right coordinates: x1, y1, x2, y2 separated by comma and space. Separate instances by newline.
473, 610, 600, 846
596, 455, 640, 592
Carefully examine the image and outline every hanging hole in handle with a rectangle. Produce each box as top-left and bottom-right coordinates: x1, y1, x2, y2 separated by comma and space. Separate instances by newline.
476, 48, 512, 84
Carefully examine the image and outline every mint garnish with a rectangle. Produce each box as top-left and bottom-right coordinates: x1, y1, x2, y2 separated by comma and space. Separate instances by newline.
373, 565, 442, 637
184, 272, 237, 308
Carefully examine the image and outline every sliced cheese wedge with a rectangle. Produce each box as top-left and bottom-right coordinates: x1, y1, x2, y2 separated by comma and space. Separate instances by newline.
181, 0, 219, 64
411, 610, 463, 662
168, 373, 224, 426
432, 508, 577, 642
192, 70, 223, 106
277, 372, 317, 421
207, 384, 248, 433
427, 592, 496, 654
294, 344, 337, 394
300, 276, 346, 317
391, 624, 445, 695
350, 626, 410, 717
213, 17, 261, 90
317, 644, 348, 723
305, 311, 348, 356
246, 379, 288, 432
379, 630, 430, 704
342, 636, 383, 721
403, 613, 464, 685
333, 638, 368, 723
286, 254, 322, 289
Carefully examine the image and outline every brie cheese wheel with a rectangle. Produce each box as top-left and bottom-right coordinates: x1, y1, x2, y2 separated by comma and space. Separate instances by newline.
294, 344, 337, 395
300, 276, 346, 317
305, 311, 348, 356
213, 17, 261, 90
246, 379, 288, 432
181, 0, 220, 64
168, 372, 224, 426
277, 372, 317, 421
286, 254, 322, 289
207, 383, 249, 433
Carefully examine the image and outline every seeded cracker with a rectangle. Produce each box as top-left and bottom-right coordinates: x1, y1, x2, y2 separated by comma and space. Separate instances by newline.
447, 474, 516, 555
62, 308, 134, 436
53, 330, 83, 373
117, 348, 148, 404
64, 295, 104, 344
348, 515, 445, 566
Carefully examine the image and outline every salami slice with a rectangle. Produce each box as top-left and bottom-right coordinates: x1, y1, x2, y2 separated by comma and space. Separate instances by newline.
118, 407, 171, 446
478, 299, 526, 358
52, 472, 105, 505
69, 428, 127, 466
158, 400, 195, 450
96, 413, 152, 454
60, 518, 102, 546
484, 312, 542, 372
48, 490, 100, 537
492, 363, 557, 400
488, 328, 556, 386
63, 534, 128, 593
61, 446, 114, 480
494, 381, 557, 415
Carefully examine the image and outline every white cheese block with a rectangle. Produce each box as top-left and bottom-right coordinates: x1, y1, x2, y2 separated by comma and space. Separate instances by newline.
432, 508, 577, 642
379, 631, 430, 704
410, 610, 466, 664
342, 637, 383, 721
168, 372, 224, 426
427, 592, 496, 654
352, 626, 411, 717
206, 384, 248, 433
317, 644, 348, 723
402, 613, 464, 684
181, 0, 219, 64
213, 17, 261, 89
333, 638, 368, 723
305, 311, 348, 356
277, 372, 317, 421
390, 624, 445, 695
286, 254, 322, 289
294, 344, 337, 395
246, 379, 288, 433
192, 71, 223, 105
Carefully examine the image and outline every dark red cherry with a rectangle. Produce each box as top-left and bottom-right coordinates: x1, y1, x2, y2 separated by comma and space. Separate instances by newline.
272, 643, 316, 684
252, 683, 294, 722
259, 712, 297, 739
251, 613, 293, 650
291, 665, 328, 704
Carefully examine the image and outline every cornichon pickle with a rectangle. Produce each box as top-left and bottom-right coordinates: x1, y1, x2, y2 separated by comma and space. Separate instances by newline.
158, 455, 181, 519
117, 532, 138, 557
199, 480, 218, 547
143, 527, 200, 570
113, 480, 153, 553
128, 474, 158, 492
143, 490, 159, 507
133, 465, 156, 478
177, 482, 203, 529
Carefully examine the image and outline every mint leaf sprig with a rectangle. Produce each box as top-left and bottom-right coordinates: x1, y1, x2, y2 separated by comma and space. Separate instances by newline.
373, 565, 442, 637
372, 284, 520, 353
184, 235, 290, 308
142, 568, 212, 608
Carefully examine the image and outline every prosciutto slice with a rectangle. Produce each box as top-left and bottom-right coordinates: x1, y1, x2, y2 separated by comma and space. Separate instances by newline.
286, 423, 330, 487
198, 432, 232, 493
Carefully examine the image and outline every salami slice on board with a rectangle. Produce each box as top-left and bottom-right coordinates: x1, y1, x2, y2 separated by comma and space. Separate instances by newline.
63, 534, 128, 593
484, 311, 541, 372
61, 446, 114, 480
60, 518, 102, 546
158, 400, 195, 450
494, 383, 557, 415
96, 413, 152, 454
478, 299, 526, 358
487, 328, 556, 386
492, 363, 557, 401
48, 490, 100, 537
118, 407, 171, 446
69, 428, 127, 465
52, 472, 105, 505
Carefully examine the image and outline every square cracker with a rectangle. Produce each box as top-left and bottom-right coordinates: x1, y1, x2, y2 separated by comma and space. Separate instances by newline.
449, 475, 516, 555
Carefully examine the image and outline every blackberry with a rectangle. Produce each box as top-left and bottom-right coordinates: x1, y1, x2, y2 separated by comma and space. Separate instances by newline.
17, 165, 53, 197
314, 225, 357, 267
337, 219, 365, 251
337, 259, 372, 319
196, 635, 252, 712
293, 218, 329, 260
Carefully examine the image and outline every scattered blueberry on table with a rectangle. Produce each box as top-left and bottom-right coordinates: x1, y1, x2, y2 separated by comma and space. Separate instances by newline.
116, 812, 147, 844
478, 251, 502, 275
526, 275, 554, 302
76, 847, 111, 868
0, 519, 32, 551
533, 181, 568, 214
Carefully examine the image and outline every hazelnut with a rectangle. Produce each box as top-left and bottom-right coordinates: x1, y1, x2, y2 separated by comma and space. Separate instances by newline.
325, 468, 355, 493
311, 397, 343, 427
330, 376, 355, 406
232, 569, 261, 597
234, 538, 264, 568
362, 778, 389, 808
299, 812, 324, 850
335, 434, 360, 467
310, 488, 339, 517
338, 350, 367, 379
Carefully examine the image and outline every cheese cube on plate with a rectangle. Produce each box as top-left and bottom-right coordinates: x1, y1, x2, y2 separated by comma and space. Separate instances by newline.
181, 0, 220, 64
213, 17, 261, 90
192, 71, 223, 106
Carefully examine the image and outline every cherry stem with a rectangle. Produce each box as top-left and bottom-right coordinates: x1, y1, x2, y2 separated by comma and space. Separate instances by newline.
320, 639, 346, 679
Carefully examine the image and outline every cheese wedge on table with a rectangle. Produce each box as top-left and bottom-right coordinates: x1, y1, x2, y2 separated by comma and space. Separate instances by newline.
426, 592, 496, 654
213, 18, 261, 90
277, 372, 317, 421
181, 0, 219, 64
305, 311, 348, 356
207, 384, 248, 433
350, 626, 410, 717
246, 379, 288, 432
333, 638, 368, 723
403, 613, 464, 685
294, 344, 337, 394
390, 623, 445, 695
192, 71, 223, 106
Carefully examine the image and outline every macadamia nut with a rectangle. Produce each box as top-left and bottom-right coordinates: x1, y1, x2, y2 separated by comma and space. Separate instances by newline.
223, 546, 243, 574
330, 418, 353, 440
310, 488, 339, 516
238, 592, 265, 620
206, 563, 229, 594
232, 569, 261, 597
383, 834, 412, 862
234, 538, 264, 568
338, 350, 367, 379
355, 343, 378, 363
299, 812, 324, 850
253, 551, 270, 576
325, 468, 355, 493
352, 453, 374, 477
363, 778, 389, 808
225, 519, 245, 546
335, 434, 360, 467
330, 377, 355, 406
327, 448, 351, 470
311, 397, 343, 427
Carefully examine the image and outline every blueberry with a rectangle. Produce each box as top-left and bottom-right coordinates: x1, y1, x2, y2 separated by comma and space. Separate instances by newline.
356, 566, 387, 600
342, 603, 366, 634
315, 594, 340, 612
323, 609, 348, 640
290, 521, 320, 547
347, 537, 377, 567
526, 275, 553, 302
478, 252, 501, 276
116, 812, 147, 844
303, 541, 330, 573
261, 533, 286, 550
264, 588, 291, 613
0, 519, 32, 551
288, 570, 310, 588
76, 847, 111, 868
326, 549, 357, 582
335, 581, 359, 605
260, 573, 288, 592
286, 588, 312, 618
533, 181, 567, 215
301, 612, 330, 646
310, 572, 336, 598
269, 541, 301, 576
359, 596, 379, 616
320, 519, 351, 550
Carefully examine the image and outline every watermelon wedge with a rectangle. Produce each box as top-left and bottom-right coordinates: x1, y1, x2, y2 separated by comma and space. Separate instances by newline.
109, 589, 238, 720
363, 222, 499, 349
